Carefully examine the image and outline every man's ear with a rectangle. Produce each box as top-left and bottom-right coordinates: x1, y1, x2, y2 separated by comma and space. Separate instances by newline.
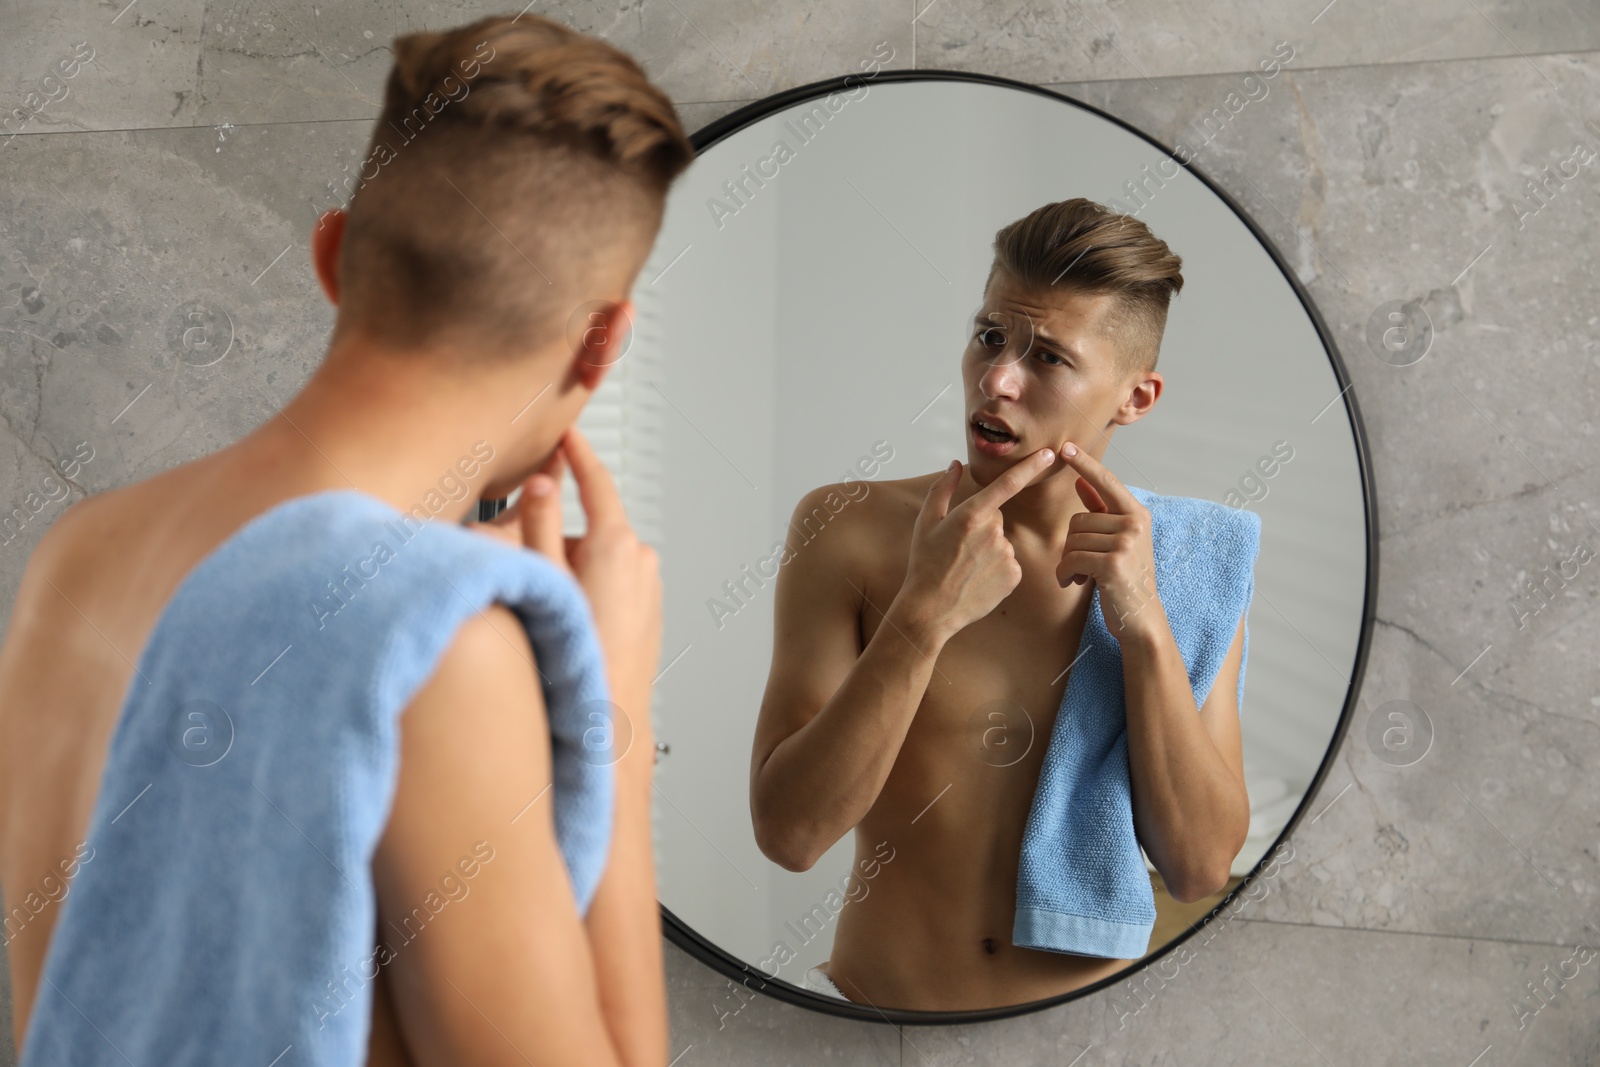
570, 296, 635, 392
311, 209, 346, 305
1113, 369, 1162, 426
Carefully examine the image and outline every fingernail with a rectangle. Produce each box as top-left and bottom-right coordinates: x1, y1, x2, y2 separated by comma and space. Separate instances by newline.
529, 476, 553, 497
1063, 442, 1079, 457
1040, 449, 1054, 463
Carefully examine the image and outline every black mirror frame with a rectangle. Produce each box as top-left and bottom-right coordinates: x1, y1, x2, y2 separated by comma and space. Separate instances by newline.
581, 66, 1376, 1027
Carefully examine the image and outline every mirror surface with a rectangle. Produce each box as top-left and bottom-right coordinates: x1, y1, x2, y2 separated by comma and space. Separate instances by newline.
601, 74, 1368, 1017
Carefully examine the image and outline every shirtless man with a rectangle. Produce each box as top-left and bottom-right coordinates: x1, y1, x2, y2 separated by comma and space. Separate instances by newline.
750, 200, 1252, 1012
0, 15, 687, 1065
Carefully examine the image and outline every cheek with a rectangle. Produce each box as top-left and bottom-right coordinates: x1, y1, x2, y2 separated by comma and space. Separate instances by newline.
961, 352, 995, 395
1017, 364, 1068, 403
1036, 374, 1075, 403
1025, 377, 1099, 435
1029, 370, 1079, 408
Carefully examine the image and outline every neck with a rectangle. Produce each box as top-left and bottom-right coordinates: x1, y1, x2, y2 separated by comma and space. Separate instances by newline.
234, 336, 571, 526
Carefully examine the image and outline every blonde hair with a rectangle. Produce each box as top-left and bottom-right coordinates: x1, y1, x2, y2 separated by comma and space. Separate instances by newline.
988, 198, 1183, 375
333, 14, 696, 360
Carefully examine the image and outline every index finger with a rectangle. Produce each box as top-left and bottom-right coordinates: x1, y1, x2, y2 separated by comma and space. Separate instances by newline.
1058, 441, 1139, 514
559, 425, 628, 531
961, 446, 1056, 513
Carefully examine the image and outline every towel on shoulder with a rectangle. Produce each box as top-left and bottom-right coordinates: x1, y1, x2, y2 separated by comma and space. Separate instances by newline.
23, 488, 615, 1067
1013, 485, 1261, 959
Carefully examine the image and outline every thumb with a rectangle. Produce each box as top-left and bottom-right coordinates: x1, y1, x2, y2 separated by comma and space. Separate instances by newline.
919, 460, 961, 527
518, 458, 570, 572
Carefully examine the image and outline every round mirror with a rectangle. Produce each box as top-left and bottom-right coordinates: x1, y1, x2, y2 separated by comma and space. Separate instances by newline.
620, 69, 1372, 1022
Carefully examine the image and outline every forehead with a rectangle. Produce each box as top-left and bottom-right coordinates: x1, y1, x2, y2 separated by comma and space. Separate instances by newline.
980, 269, 1119, 345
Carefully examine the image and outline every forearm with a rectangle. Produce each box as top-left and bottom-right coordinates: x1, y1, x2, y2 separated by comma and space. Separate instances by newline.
1121, 625, 1248, 897
583, 701, 666, 1067
752, 597, 947, 870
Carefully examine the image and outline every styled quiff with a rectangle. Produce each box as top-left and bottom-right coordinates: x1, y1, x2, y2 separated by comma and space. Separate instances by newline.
332, 14, 696, 360
986, 199, 1184, 376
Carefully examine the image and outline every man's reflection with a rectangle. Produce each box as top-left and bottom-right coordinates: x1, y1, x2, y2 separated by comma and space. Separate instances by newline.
748, 199, 1252, 1011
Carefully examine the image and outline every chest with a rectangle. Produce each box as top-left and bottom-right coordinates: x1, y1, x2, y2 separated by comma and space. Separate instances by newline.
859, 542, 1097, 748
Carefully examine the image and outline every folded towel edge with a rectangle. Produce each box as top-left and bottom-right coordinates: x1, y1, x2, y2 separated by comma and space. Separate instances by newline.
1012, 907, 1153, 959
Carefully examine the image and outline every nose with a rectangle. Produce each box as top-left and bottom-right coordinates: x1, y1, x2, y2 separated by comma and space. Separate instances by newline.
978, 349, 1022, 400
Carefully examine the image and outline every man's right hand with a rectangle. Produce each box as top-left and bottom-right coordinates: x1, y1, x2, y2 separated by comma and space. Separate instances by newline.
893, 448, 1057, 643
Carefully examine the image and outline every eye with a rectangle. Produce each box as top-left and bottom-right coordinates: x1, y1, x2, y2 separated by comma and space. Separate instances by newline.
975, 326, 1005, 348
1037, 348, 1067, 366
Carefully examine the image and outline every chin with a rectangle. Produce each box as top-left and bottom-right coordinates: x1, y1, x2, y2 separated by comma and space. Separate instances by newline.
964, 452, 1004, 482
970, 450, 1053, 490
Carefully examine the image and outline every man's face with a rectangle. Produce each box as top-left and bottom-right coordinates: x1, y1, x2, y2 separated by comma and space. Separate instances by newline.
962, 269, 1133, 483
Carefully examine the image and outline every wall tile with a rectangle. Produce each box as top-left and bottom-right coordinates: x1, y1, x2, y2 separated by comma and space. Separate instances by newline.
2, 2, 1598, 1065
667, 941, 901, 1065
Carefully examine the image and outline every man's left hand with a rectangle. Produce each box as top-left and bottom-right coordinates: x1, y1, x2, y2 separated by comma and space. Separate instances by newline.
1056, 440, 1165, 643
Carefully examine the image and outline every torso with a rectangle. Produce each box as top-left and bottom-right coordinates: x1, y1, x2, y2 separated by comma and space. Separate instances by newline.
0, 449, 412, 1064
823, 471, 1136, 1011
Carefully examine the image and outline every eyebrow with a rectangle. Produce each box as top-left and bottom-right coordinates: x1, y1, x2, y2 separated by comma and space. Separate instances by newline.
1030, 329, 1084, 362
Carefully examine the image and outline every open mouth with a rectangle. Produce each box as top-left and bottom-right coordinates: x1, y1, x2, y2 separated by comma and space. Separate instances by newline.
971, 417, 1016, 444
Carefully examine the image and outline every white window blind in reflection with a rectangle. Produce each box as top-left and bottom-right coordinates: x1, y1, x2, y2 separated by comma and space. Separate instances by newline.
558, 294, 665, 546
566, 270, 667, 849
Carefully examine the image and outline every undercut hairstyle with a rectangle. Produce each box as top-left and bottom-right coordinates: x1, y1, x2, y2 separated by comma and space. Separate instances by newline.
332, 14, 696, 360
985, 199, 1184, 377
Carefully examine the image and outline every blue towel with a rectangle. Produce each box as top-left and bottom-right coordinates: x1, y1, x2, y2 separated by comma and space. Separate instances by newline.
1013, 486, 1261, 958
23, 488, 615, 1067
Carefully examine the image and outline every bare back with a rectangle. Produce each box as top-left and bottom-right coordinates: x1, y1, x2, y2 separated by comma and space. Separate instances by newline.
0, 450, 411, 1062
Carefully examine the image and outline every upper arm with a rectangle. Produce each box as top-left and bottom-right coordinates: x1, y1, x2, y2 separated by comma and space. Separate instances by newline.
0, 499, 125, 1052
373, 603, 620, 1067
1197, 611, 1248, 799
748, 484, 870, 790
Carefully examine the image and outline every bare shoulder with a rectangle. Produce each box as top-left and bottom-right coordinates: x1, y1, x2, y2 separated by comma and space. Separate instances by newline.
382, 601, 552, 861
868, 470, 948, 521
11, 451, 296, 629
382, 601, 555, 867
0, 484, 172, 676
447, 601, 542, 680
418, 601, 546, 727
785, 471, 943, 563
0, 477, 193, 769
15, 486, 114, 581
0, 485, 133, 672
16, 473, 180, 600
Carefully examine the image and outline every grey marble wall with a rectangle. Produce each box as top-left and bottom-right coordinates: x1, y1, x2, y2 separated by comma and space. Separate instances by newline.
3, 1, 1598, 1064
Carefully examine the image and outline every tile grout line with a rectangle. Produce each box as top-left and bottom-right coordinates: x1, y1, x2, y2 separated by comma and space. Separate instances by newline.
1201, 914, 1600, 951
5, 42, 1600, 145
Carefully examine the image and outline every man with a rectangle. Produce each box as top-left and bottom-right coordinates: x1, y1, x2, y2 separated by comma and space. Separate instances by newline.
749, 199, 1252, 1012
0, 14, 690, 1065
